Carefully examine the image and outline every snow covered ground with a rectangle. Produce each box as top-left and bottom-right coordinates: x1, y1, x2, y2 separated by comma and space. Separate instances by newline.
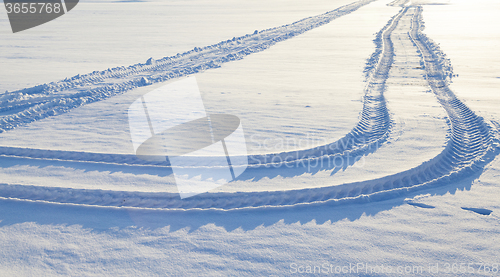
1, 0, 500, 275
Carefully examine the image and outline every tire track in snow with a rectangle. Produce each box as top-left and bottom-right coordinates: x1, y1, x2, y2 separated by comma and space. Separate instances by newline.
244, 8, 400, 167
0, 0, 393, 171
0, 0, 375, 133
0, 6, 404, 208
1, 6, 498, 211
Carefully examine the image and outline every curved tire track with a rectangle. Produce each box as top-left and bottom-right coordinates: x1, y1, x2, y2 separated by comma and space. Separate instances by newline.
1, 6, 498, 211
0, 0, 394, 171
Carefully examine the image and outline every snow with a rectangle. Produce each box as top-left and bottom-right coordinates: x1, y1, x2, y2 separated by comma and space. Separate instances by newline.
1, 0, 500, 275
0, 0, 357, 92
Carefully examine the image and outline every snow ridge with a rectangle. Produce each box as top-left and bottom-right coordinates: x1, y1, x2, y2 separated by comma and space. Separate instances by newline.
0, 0, 375, 134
